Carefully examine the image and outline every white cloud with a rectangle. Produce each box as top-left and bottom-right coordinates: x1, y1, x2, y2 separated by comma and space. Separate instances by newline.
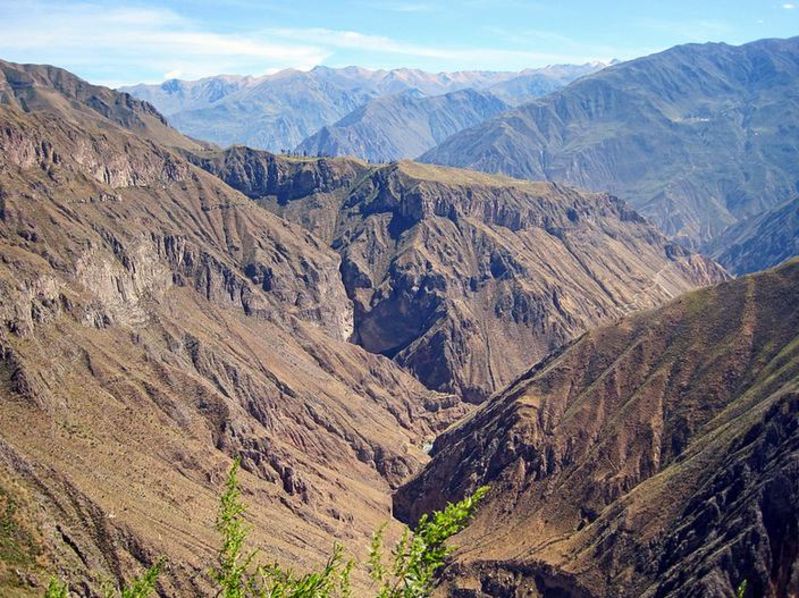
0, 2, 329, 85
783, 2, 796, 8
267, 27, 610, 68
0, 1, 639, 83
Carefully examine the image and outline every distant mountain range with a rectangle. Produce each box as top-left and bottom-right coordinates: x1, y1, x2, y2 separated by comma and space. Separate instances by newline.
421, 37, 799, 251
295, 88, 511, 163
120, 63, 606, 154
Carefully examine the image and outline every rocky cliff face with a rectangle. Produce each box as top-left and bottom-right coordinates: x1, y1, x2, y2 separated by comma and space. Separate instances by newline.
0, 60, 467, 595
394, 259, 799, 597
199, 149, 727, 401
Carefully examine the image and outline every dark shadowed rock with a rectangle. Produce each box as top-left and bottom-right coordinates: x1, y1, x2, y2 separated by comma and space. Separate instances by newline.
197, 147, 727, 401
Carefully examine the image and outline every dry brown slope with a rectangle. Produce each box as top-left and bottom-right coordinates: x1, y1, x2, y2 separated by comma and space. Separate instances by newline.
196, 149, 728, 402
0, 59, 465, 595
394, 259, 799, 597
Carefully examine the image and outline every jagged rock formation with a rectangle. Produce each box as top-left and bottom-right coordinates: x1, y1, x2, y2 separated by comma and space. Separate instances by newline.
295, 88, 510, 163
706, 197, 799, 275
422, 36, 799, 249
195, 148, 727, 402
394, 259, 799, 597
0, 59, 468, 595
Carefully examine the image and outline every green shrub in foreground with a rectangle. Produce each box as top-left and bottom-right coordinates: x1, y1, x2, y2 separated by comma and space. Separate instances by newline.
367, 486, 489, 598
44, 578, 69, 598
44, 558, 163, 598
44, 459, 487, 598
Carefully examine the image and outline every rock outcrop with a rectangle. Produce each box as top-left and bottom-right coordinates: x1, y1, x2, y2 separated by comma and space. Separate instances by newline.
199, 149, 728, 401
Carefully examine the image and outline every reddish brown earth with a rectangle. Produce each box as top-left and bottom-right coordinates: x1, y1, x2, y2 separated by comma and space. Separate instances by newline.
193, 148, 727, 402
395, 259, 799, 598
0, 59, 466, 596
0, 58, 738, 598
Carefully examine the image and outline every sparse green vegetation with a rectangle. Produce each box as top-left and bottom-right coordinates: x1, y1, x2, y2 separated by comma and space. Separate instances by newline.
44, 578, 69, 598
367, 486, 489, 597
41, 459, 487, 597
115, 559, 164, 598
737, 579, 748, 598
0, 486, 37, 567
212, 459, 255, 598
210, 458, 356, 597
40, 555, 164, 598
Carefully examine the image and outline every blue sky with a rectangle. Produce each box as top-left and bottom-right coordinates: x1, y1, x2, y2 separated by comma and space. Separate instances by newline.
0, 0, 797, 87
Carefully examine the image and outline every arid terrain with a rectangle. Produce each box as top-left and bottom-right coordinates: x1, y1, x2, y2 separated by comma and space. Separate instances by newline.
396, 259, 799, 597
0, 24, 798, 598
193, 146, 725, 401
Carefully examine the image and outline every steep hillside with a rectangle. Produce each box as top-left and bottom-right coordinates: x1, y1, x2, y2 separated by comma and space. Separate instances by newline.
422, 37, 799, 248
295, 88, 510, 163
0, 60, 466, 595
194, 148, 727, 402
707, 197, 799, 275
0, 59, 205, 153
395, 259, 799, 597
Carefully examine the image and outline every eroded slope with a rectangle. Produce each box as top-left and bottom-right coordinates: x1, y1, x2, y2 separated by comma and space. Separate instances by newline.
197, 149, 727, 401
0, 60, 465, 595
395, 260, 799, 597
